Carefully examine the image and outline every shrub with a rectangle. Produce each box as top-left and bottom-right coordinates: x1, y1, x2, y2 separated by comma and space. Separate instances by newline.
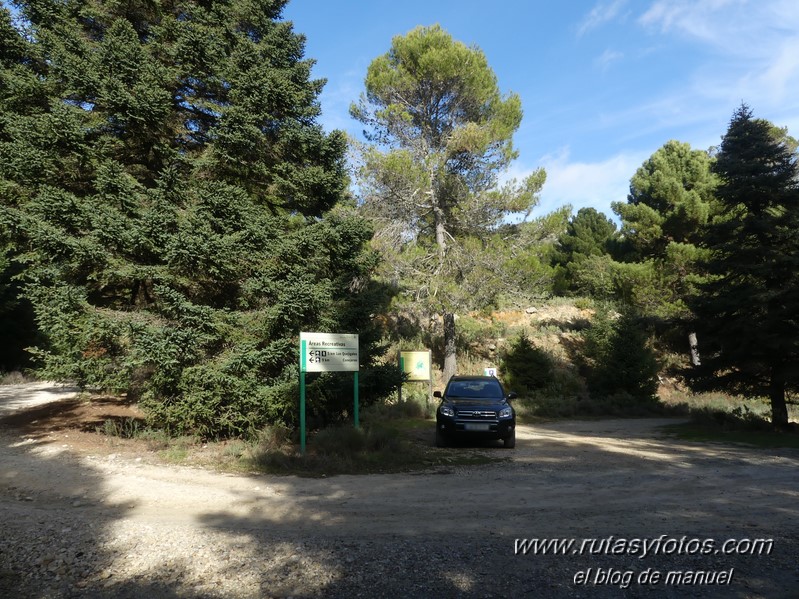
581, 306, 660, 404
255, 422, 294, 450
364, 424, 402, 452
689, 404, 773, 431
312, 426, 366, 456
0, 370, 34, 385
365, 398, 426, 421
500, 332, 553, 394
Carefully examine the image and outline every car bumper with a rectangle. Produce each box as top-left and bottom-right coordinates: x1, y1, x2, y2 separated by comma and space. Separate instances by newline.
436, 416, 515, 439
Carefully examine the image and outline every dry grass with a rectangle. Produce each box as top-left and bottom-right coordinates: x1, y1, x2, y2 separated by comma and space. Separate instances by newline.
0, 371, 37, 385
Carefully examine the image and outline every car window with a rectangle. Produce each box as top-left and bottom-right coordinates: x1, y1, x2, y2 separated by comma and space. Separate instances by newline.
446, 380, 503, 399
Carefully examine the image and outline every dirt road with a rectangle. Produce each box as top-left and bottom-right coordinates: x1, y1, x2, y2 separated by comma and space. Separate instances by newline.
1, 385, 798, 598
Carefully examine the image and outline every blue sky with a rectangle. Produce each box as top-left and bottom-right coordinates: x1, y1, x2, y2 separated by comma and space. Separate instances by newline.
283, 0, 799, 219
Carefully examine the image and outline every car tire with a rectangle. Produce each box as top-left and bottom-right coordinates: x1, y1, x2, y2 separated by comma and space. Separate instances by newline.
503, 430, 516, 449
435, 428, 447, 448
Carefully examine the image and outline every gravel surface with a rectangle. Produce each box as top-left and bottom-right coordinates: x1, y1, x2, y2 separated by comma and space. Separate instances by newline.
1, 385, 798, 598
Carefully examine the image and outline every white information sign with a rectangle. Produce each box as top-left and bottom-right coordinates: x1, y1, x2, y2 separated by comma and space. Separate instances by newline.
300, 332, 359, 373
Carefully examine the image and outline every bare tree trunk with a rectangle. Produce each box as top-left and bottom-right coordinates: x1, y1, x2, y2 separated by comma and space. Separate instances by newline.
430, 174, 456, 383
769, 362, 789, 429
434, 213, 446, 250
688, 332, 701, 366
429, 162, 447, 252
443, 312, 457, 384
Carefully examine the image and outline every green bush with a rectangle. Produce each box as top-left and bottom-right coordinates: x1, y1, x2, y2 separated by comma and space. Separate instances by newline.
255, 422, 294, 450
456, 315, 508, 348
364, 424, 402, 452
581, 306, 660, 405
520, 395, 582, 418
500, 332, 553, 394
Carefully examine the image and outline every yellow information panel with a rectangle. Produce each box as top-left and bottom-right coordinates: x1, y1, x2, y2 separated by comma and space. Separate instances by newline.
400, 350, 431, 382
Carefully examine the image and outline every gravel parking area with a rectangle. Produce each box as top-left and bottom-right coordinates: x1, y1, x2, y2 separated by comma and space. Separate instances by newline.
1, 385, 798, 598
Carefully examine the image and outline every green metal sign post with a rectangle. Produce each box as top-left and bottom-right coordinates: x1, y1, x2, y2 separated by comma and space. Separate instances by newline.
353, 371, 359, 429
299, 332, 359, 455
300, 339, 307, 454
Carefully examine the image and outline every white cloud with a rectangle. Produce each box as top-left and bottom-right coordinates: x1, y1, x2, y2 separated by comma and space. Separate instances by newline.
633, 0, 799, 131
638, 0, 799, 58
577, 0, 628, 36
638, 0, 747, 45
757, 37, 799, 105
595, 49, 624, 70
509, 148, 646, 218
314, 65, 366, 133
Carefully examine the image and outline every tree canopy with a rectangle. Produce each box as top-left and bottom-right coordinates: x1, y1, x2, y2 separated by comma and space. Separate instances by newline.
552, 207, 618, 296
3, 2, 797, 431
592, 141, 721, 319
614, 140, 718, 259
351, 24, 545, 381
1, 0, 391, 436
689, 105, 799, 427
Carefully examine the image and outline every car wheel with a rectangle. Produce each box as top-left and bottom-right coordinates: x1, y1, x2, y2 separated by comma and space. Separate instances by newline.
435, 428, 447, 448
503, 430, 516, 449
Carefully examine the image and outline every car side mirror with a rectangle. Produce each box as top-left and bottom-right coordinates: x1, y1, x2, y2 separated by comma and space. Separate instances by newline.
433, 391, 442, 399
507, 392, 517, 401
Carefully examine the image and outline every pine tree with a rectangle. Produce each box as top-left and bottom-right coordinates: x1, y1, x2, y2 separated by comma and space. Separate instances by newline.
552, 207, 618, 295
690, 105, 799, 428
607, 141, 719, 319
500, 332, 552, 395
1, 0, 388, 436
614, 140, 718, 259
351, 25, 545, 382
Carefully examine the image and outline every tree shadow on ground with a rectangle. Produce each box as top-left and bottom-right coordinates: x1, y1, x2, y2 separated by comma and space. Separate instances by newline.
0, 431, 180, 597
2, 388, 799, 598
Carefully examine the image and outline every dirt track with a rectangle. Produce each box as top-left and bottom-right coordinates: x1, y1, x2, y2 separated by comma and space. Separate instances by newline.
1, 384, 798, 598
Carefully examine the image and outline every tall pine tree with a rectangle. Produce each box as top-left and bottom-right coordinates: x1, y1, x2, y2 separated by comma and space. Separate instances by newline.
351, 25, 545, 382
604, 141, 720, 320
1, 0, 389, 436
690, 105, 799, 428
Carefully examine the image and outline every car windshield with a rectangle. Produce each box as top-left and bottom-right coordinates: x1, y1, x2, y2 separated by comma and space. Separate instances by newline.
446, 380, 504, 399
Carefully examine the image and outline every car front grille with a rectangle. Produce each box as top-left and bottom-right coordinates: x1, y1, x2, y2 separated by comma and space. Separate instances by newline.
457, 409, 497, 419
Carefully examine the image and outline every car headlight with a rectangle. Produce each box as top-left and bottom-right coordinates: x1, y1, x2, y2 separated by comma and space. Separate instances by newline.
498, 407, 513, 419
439, 405, 455, 417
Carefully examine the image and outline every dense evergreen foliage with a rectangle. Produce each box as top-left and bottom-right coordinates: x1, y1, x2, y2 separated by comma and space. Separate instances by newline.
0, 242, 39, 369
580, 305, 660, 405
552, 207, 619, 296
1, 0, 392, 436
602, 141, 719, 319
615, 140, 718, 260
689, 105, 799, 427
551, 141, 721, 321
500, 332, 552, 395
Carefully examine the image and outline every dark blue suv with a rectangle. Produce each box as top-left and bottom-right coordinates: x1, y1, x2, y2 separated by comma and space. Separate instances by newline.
434, 375, 517, 448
